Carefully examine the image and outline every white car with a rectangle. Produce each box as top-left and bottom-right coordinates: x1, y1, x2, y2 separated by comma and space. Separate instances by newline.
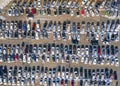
40, 77, 43, 85
106, 57, 110, 65
96, 33, 99, 40
66, 1, 72, 8
35, 31, 39, 40
8, 77, 12, 85
3, 47, 6, 55
84, 1, 91, 8
94, 9, 99, 16
68, 33, 71, 40
85, 57, 88, 64
75, 56, 79, 63
101, 56, 105, 65
89, 9, 95, 17
0, 54, 3, 62
27, 54, 31, 64
27, 23, 31, 31
21, 77, 25, 86
53, 24, 56, 32
82, 0, 88, 5
38, 0, 41, 7
16, 45, 19, 54
27, 78, 30, 86
84, 80, 88, 86
52, 78, 56, 86
88, 58, 92, 65
77, 32, 80, 40
67, 24, 71, 33
57, 70, 61, 78
100, 0, 106, 8
93, 57, 97, 65
85, 9, 90, 17
77, 46, 80, 56
12, 77, 16, 85
101, 71, 104, 80
115, 57, 119, 66
72, 55, 75, 63
57, 22, 61, 32
8, 9, 12, 16
17, 77, 21, 86
85, 46, 89, 55
51, 46, 55, 55
0, 76, 2, 85
31, 77, 35, 85
53, 32, 57, 40
81, 55, 84, 62
111, 57, 115, 66
23, 54, 27, 63
47, 53, 50, 62
57, 31, 61, 40
71, 10, 74, 16
56, 54, 59, 63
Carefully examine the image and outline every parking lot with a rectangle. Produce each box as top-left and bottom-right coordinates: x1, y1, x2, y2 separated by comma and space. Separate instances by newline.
0, 0, 120, 86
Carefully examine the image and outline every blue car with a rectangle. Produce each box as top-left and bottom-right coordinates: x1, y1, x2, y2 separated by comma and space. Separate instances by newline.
72, 22, 76, 33
23, 21, 27, 31
62, 31, 66, 40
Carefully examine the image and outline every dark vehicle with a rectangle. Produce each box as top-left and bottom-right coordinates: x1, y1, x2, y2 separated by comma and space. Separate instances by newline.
91, 39, 98, 45
114, 71, 117, 80
80, 67, 83, 77
69, 45, 72, 54
73, 45, 77, 54
48, 78, 51, 86
84, 69, 88, 79
14, 66, 17, 76
88, 69, 92, 79
80, 80, 83, 86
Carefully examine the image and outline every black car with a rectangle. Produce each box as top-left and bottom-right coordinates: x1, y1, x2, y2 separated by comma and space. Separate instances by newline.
84, 69, 88, 79
69, 45, 72, 54
80, 67, 83, 76
58, 66, 61, 72
70, 67, 73, 74
29, 44, 33, 53
59, 6, 62, 15
13, 66, 17, 76
114, 71, 117, 80
73, 45, 77, 54
41, 66, 44, 73
80, 80, 83, 86
45, 67, 48, 74
88, 69, 92, 79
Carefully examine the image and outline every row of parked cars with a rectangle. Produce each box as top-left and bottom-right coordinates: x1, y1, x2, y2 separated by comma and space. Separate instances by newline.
1, 19, 119, 33
8, 3, 100, 17
102, 0, 120, 18
85, 19, 120, 44
7, 0, 120, 18
7, 0, 100, 17
0, 19, 119, 43
0, 43, 119, 66
0, 65, 118, 86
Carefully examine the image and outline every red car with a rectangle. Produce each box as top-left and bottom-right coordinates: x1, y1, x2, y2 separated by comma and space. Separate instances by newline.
61, 79, 64, 86
71, 80, 74, 86
80, 9, 85, 16
14, 54, 19, 61
31, 7, 36, 15
77, 22, 80, 31
98, 46, 101, 55
32, 22, 36, 31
